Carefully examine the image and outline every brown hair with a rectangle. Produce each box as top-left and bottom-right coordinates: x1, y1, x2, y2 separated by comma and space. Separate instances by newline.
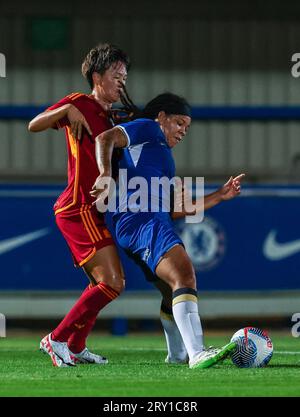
81, 43, 130, 90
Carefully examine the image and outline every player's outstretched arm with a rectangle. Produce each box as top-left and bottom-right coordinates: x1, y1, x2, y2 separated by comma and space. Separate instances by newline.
215, 173, 245, 202
172, 173, 245, 219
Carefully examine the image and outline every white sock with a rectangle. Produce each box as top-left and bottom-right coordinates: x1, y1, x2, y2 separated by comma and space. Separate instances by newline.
172, 289, 204, 361
160, 309, 188, 362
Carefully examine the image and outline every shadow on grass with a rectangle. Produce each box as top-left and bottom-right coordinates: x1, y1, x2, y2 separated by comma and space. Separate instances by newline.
267, 364, 300, 368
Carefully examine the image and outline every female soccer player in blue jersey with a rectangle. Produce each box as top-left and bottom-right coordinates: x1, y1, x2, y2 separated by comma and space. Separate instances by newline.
91, 93, 244, 369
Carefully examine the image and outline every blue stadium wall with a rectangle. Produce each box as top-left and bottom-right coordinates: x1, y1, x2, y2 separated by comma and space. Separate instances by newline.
0, 184, 299, 292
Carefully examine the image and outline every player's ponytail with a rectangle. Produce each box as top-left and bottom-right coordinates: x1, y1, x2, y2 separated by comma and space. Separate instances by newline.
110, 84, 142, 124
119, 84, 142, 119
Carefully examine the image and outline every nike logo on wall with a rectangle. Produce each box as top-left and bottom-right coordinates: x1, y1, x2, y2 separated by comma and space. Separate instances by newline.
0, 228, 50, 256
263, 230, 300, 261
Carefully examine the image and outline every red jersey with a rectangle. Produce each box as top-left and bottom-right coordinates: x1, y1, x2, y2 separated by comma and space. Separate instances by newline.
47, 93, 113, 214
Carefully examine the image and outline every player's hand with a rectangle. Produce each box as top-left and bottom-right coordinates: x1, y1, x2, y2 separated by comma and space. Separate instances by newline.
173, 179, 193, 213
90, 174, 107, 199
219, 173, 245, 201
90, 174, 113, 207
67, 104, 92, 140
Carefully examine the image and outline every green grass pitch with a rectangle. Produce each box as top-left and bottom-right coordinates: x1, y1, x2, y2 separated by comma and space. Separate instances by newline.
0, 332, 299, 397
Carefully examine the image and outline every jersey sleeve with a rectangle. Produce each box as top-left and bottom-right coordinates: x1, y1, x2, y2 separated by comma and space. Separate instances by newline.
46, 93, 85, 129
117, 119, 162, 147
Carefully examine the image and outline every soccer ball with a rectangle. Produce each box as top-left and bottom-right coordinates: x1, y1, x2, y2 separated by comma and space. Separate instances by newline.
230, 327, 273, 368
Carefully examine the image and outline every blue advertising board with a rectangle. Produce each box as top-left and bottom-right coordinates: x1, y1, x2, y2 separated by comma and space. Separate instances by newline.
0, 184, 299, 291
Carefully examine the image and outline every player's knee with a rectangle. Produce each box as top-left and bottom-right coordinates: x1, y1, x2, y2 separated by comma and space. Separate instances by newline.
109, 275, 125, 294
175, 269, 196, 290
182, 275, 196, 289
176, 264, 196, 289
91, 267, 125, 294
98, 273, 125, 294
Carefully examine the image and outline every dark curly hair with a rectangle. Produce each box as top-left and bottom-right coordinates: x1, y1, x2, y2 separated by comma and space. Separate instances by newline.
142, 93, 191, 120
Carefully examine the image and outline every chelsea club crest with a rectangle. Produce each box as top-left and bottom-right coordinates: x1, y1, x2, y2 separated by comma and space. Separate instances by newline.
176, 216, 226, 271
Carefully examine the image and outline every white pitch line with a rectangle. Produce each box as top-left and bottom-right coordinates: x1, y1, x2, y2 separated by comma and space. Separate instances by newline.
119, 348, 300, 355
119, 347, 165, 351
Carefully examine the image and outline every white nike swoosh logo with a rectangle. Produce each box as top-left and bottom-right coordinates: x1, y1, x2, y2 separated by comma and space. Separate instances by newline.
263, 230, 300, 261
0, 228, 50, 256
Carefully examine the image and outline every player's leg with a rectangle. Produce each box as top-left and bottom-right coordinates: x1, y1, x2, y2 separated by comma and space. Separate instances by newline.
43, 210, 124, 366
115, 215, 235, 368
124, 250, 187, 364
155, 245, 236, 368
51, 245, 124, 363
155, 245, 205, 363
153, 279, 188, 363
83, 244, 125, 291
65, 266, 98, 356
68, 246, 125, 362
66, 260, 118, 363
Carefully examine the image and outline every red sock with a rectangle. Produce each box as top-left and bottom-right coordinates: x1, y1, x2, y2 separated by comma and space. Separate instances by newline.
67, 315, 98, 353
67, 284, 98, 353
66, 285, 95, 353
51, 282, 119, 343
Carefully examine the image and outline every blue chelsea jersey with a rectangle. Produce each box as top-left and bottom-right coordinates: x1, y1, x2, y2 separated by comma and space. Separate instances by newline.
115, 118, 176, 214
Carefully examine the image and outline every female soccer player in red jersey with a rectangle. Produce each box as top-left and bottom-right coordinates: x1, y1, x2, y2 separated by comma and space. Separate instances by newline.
28, 43, 132, 367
